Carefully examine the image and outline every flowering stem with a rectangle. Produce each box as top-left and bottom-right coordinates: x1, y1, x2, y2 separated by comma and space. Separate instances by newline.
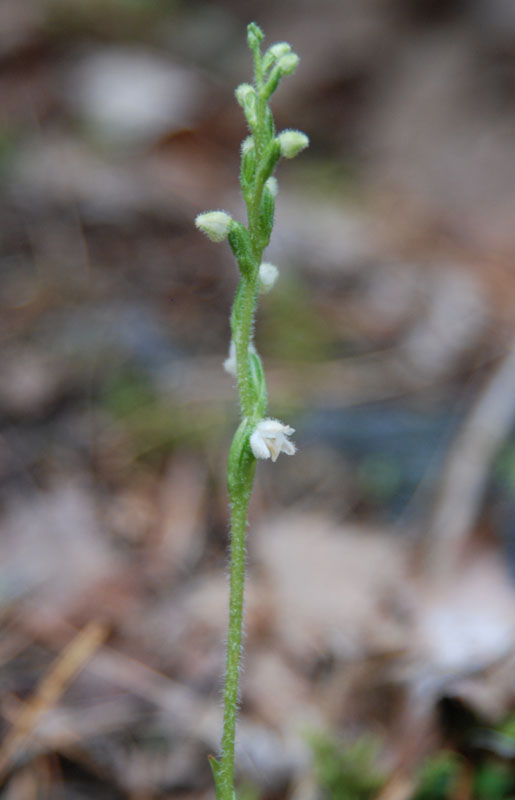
219, 50, 266, 799
195, 22, 308, 800
220, 445, 256, 799
233, 275, 259, 420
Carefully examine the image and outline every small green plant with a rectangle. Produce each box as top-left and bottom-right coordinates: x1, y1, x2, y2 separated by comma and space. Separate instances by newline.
411, 752, 461, 800
195, 22, 309, 800
309, 731, 386, 800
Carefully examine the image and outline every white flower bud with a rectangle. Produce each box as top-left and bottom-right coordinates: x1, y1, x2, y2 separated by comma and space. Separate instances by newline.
265, 176, 278, 197
267, 42, 291, 60
250, 418, 296, 462
277, 129, 309, 159
241, 136, 254, 154
258, 262, 279, 293
195, 211, 233, 243
235, 83, 255, 108
277, 52, 299, 75
223, 340, 256, 377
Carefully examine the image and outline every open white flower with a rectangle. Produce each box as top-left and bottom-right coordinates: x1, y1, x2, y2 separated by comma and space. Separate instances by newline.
250, 418, 296, 462
223, 340, 256, 377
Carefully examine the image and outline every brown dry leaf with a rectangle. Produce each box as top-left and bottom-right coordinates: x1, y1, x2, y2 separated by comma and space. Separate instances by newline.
0, 348, 64, 418
0, 621, 107, 780
242, 649, 320, 733
0, 479, 125, 621
366, 30, 515, 257
413, 549, 515, 676
252, 513, 408, 663
2, 765, 39, 800
151, 452, 207, 577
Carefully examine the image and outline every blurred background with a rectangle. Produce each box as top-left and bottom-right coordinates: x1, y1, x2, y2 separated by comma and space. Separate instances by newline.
1, 0, 515, 798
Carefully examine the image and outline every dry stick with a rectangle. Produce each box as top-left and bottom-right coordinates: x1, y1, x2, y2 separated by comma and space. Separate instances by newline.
0, 620, 107, 780
423, 339, 515, 578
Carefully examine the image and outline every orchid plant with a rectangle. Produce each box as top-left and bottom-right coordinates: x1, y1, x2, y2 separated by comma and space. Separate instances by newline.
195, 22, 308, 800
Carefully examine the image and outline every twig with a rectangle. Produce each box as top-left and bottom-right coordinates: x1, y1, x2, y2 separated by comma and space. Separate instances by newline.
422, 339, 515, 578
0, 620, 107, 781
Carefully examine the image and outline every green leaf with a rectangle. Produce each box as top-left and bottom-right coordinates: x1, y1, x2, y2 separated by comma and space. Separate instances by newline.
235, 83, 258, 128
208, 755, 224, 800
227, 419, 255, 498
263, 64, 282, 98
265, 108, 275, 140
228, 222, 255, 277
230, 283, 244, 338
240, 142, 256, 199
256, 138, 281, 185
257, 185, 275, 248
249, 351, 267, 417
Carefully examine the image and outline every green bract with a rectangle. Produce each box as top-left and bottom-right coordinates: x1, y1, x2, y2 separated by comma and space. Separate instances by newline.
195, 22, 308, 800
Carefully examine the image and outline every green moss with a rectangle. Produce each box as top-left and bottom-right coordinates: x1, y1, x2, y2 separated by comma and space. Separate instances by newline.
473, 763, 515, 800
101, 369, 226, 455
309, 731, 385, 800
411, 752, 461, 800
258, 275, 335, 363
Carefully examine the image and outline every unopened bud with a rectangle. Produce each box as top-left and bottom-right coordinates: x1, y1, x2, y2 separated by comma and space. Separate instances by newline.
247, 22, 264, 51
195, 211, 233, 243
277, 52, 299, 75
259, 262, 279, 293
235, 83, 255, 108
263, 42, 292, 71
265, 177, 278, 197
268, 42, 291, 60
235, 83, 257, 126
277, 129, 309, 159
241, 136, 254, 154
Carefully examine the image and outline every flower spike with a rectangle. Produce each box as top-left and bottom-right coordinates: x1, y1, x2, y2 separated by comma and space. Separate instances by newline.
195, 23, 308, 800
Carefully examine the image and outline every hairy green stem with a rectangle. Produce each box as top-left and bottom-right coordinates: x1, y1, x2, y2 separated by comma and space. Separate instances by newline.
219, 62, 267, 800
220, 452, 256, 798
233, 275, 259, 420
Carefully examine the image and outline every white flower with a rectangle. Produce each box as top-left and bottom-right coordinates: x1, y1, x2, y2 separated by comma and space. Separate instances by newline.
195, 211, 233, 243
277, 129, 309, 159
258, 262, 279, 293
250, 418, 296, 462
223, 340, 256, 377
